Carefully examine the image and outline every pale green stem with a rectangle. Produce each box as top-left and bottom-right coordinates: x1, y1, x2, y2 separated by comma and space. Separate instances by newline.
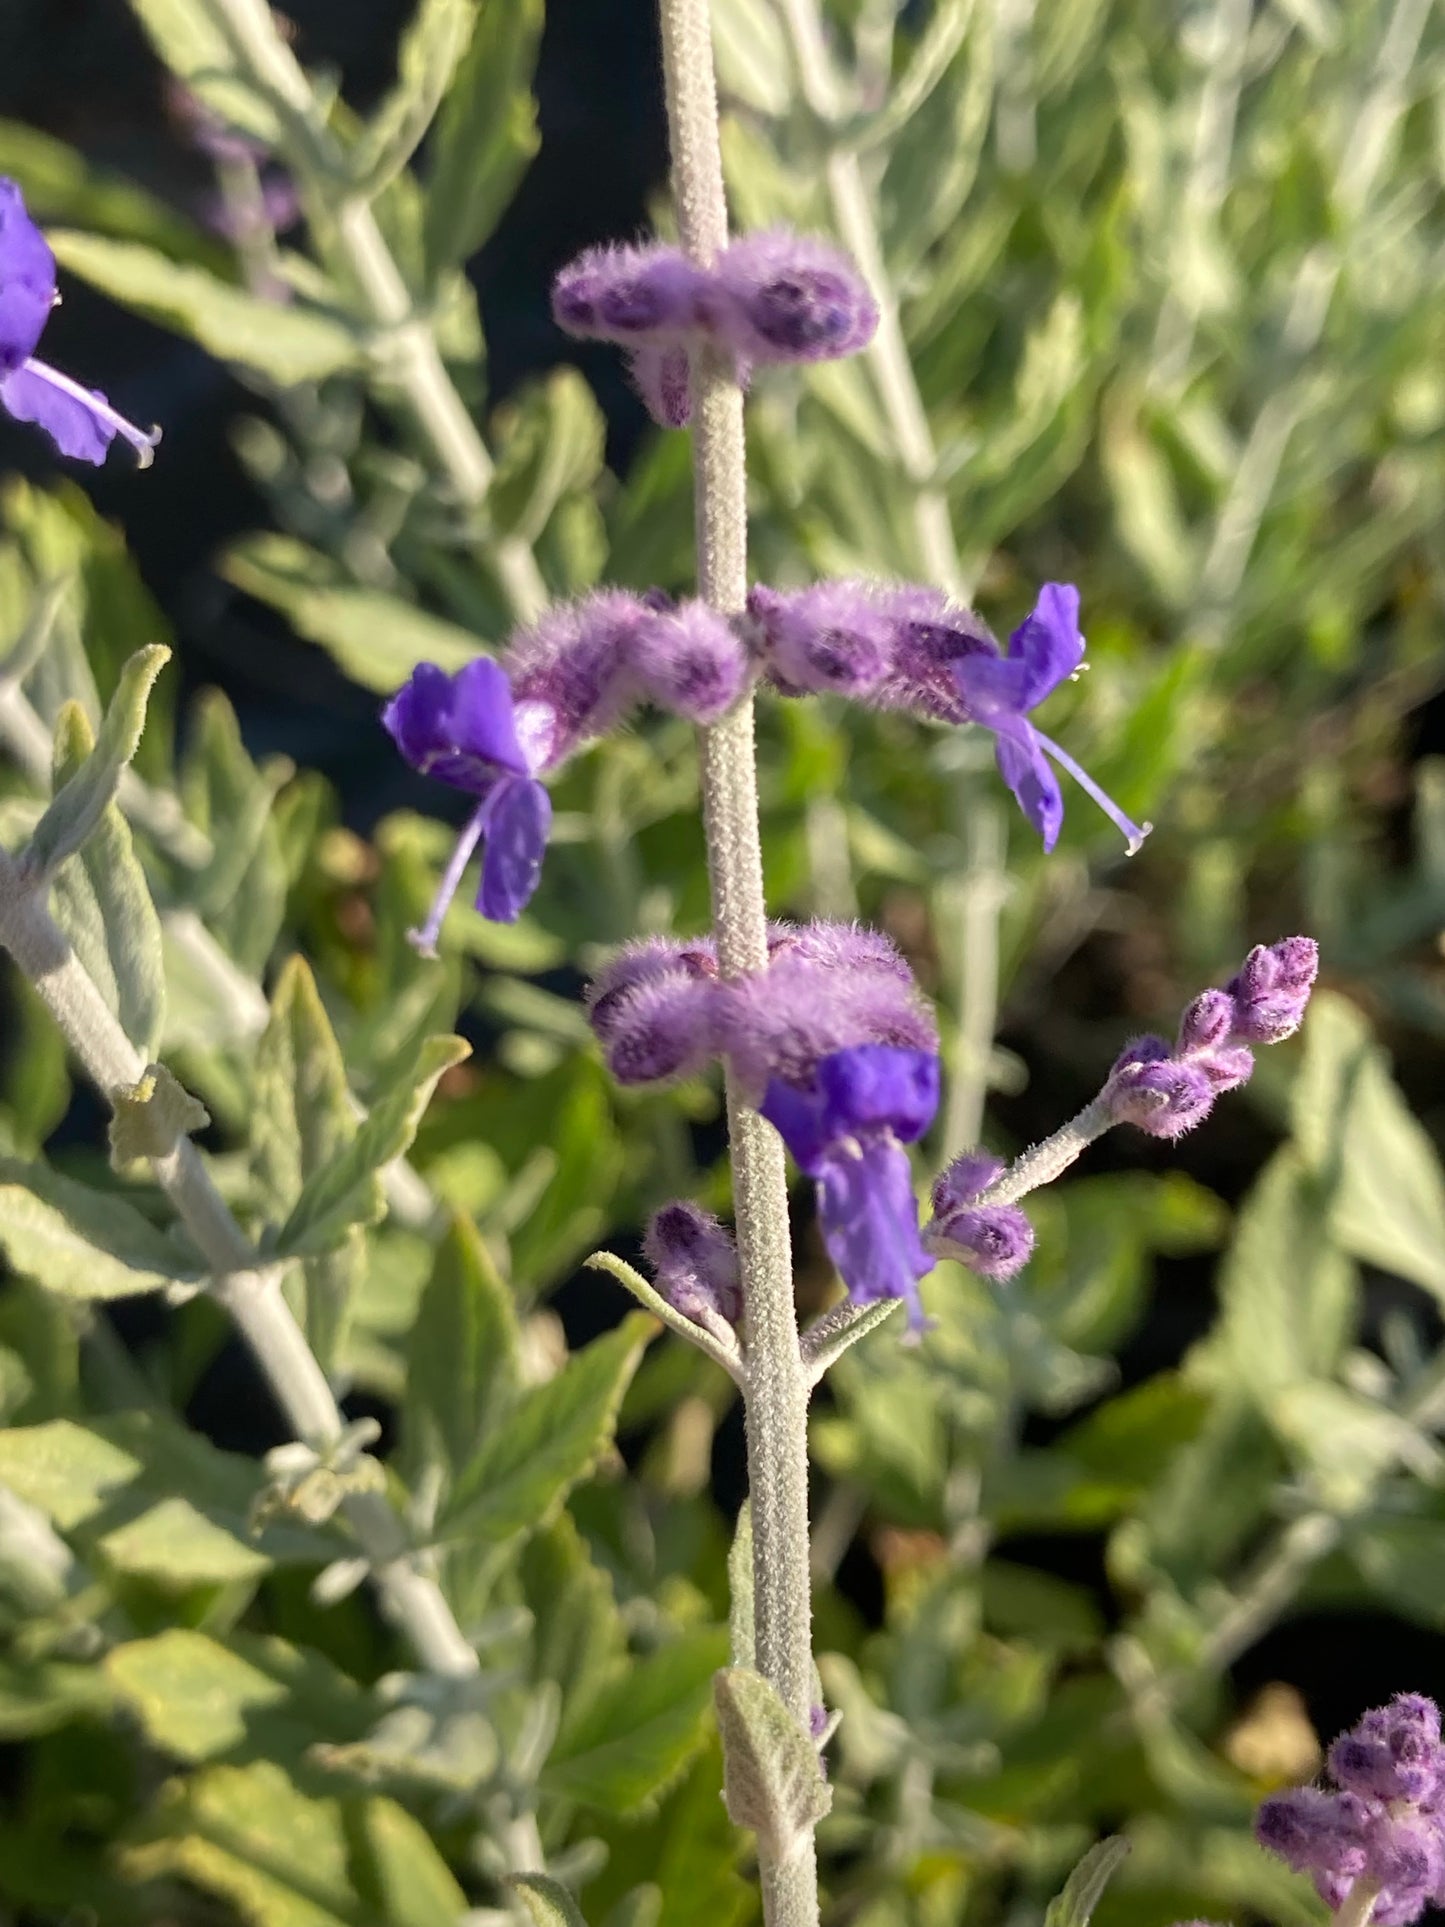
942, 797, 1006, 1158
202, 0, 547, 624
774, 0, 961, 592
658, 0, 818, 1920
979, 1096, 1113, 1205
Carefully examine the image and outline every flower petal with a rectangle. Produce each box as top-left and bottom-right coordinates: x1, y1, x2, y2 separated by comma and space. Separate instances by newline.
1006, 582, 1084, 707
815, 1138, 933, 1325
0, 180, 56, 372
991, 714, 1064, 850
382, 657, 528, 793
815, 1044, 940, 1147
477, 776, 551, 922
759, 1076, 831, 1174
0, 357, 160, 466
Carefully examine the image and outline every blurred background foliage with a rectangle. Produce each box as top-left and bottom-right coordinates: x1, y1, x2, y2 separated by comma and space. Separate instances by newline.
0, 0, 1444, 1924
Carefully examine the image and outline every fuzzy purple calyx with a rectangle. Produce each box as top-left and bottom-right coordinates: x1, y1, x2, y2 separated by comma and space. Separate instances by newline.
586, 937, 721, 1086
1257, 1695, 1445, 1927
1102, 1042, 1218, 1139
644, 1201, 743, 1326
762, 1044, 940, 1327
925, 1151, 1034, 1279
0, 179, 161, 466
503, 589, 665, 765
1227, 937, 1319, 1043
703, 230, 879, 364
551, 242, 704, 344
629, 602, 751, 723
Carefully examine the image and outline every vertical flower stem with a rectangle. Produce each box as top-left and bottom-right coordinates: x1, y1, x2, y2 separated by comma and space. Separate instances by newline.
658, 2, 819, 1922
1331, 1879, 1381, 1927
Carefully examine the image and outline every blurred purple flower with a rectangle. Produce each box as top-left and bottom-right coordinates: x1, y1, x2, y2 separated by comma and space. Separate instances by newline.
382, 658, 551, 949
0, 179, 161, 467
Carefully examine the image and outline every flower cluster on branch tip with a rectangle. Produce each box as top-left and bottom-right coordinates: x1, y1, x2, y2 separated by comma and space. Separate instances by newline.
1258, 1694, 1445, 1925
0, 180, 161, 466
552, 230, 879, 425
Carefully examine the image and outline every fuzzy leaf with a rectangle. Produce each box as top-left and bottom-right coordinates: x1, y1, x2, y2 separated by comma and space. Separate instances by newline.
546, 1628, 730, 1814
109, 1065, 209, 1169
423, 0, 544, 271
713, 1665, 832, 1863
353, 0, 476, 190
490, 371, 606, 544
512, 1875, 592, 1927
128, 0, 283, 143
0, 1159, 203, 1300
276, 1032, 468, 1257
28, 646, 168, 874
1044, 1837, 1131, 1927
404, 1214, 521, 1486
49, 233, 363, 383
438, 1315, 651, 1546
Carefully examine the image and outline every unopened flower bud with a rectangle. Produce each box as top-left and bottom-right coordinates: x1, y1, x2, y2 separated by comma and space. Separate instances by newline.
552, 242, 703, 343
1176, 987, 1235, 1055
629, 601, 751, 723
704, 231, 879, 364
644, 1201, 742, 1326
1103, 1044, 1216, 1139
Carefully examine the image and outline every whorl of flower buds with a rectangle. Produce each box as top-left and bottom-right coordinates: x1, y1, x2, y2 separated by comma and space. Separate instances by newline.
551, 229, 878, 425
644, 1201, 743, 1327
1102, 937, 1318, 1139
1257, 1694, 1445, 1927
925, 1152, 1035, 1280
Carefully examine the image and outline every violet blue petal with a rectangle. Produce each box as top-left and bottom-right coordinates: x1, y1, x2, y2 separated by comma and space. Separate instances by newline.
1006, 582, 1085, 707
477, 775, 551, 922
815, 1044, 940, 1148
990, 713, 1064, 850
382, 658, 528, 793
1, 359, 161, 467
0, 179, 56, 371
814, 1138, 934, 1325
760, 1076, 832, 1174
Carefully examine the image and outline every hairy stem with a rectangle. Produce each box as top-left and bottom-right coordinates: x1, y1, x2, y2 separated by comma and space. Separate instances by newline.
0, 860, 478, 1661
776, 0, 961, 592
203, 0, 546, 624
658, 1, 819, 1920
981, 1096, 1113, 1204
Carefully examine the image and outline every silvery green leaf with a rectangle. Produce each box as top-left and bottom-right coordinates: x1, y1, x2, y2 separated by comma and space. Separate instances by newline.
510, 1876, 592, 1927
489, 371, 606, 546
713, 1666, 832, 1865
423, 0, 544, 273
711, 0, 795, 116
404, 1216, 521, 1487
223, 535, 486, 693
352, 0, 476, 192
128, 0, 285, 144
27, 646, 168, 876
276, 1032, 469, 1257
728, 1501, 755, 1669
1293, 991, 1445, 1302
48, 233, 363, 384
0, 1159, 204, 1301
545, 1627, 729, 1814
1043, 1836, 1131, 1927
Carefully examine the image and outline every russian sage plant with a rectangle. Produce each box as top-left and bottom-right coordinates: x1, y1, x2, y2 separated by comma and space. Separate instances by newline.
1, 3, 1444, 1927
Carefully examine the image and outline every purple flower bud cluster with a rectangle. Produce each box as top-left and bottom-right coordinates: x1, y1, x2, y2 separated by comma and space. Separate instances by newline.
924, 1152, 1034, 1280
1257, 1695, 1445, 1926
383, 592, 754, 944
746, 580, 1149, 855
1103, 937, 1318, 1139
644, 1201, 742, 1327
587, 922, 942, 1324
551, 229, 878, 425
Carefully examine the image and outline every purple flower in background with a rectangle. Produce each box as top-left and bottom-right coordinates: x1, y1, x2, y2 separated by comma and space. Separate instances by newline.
0, 179, 161, 467
926, 1151, 1035, 1279
703, 231, 879, 368
382, 658, 552, 950
762, 1043, 940, 1327
1258, 1695, 1445, 1927
948, 583, 1149, 854
645, 1201, 743, 1327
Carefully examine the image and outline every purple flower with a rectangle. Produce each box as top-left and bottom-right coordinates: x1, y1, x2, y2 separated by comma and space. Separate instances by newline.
947, 584, 1150, 855
762, 1044, 939, 1326
702, 231, 878, 366
926, 1152, 1035, 1279
745, 581, 897, 699
0, 180, 161, 467
504, 589, 667, 765
644, 1201, 742, 1326
382, 658, 552, 948
1258, 1696, 1445, 1927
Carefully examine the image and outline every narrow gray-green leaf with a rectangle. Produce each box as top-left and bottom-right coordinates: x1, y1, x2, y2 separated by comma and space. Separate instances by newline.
423, 0, 544, 271
405, 1215, 521, 1485
439, 1316, 650, 1546
276, 1033, 469, 1256
28, 646, 168, 874
353, 0, 476, 191
0, 1160, 203, 1300
511, 1875, 592, 1927
1043, 1836, 1131, 1927
49, 233, 363, 384
128, 0, 284, 144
